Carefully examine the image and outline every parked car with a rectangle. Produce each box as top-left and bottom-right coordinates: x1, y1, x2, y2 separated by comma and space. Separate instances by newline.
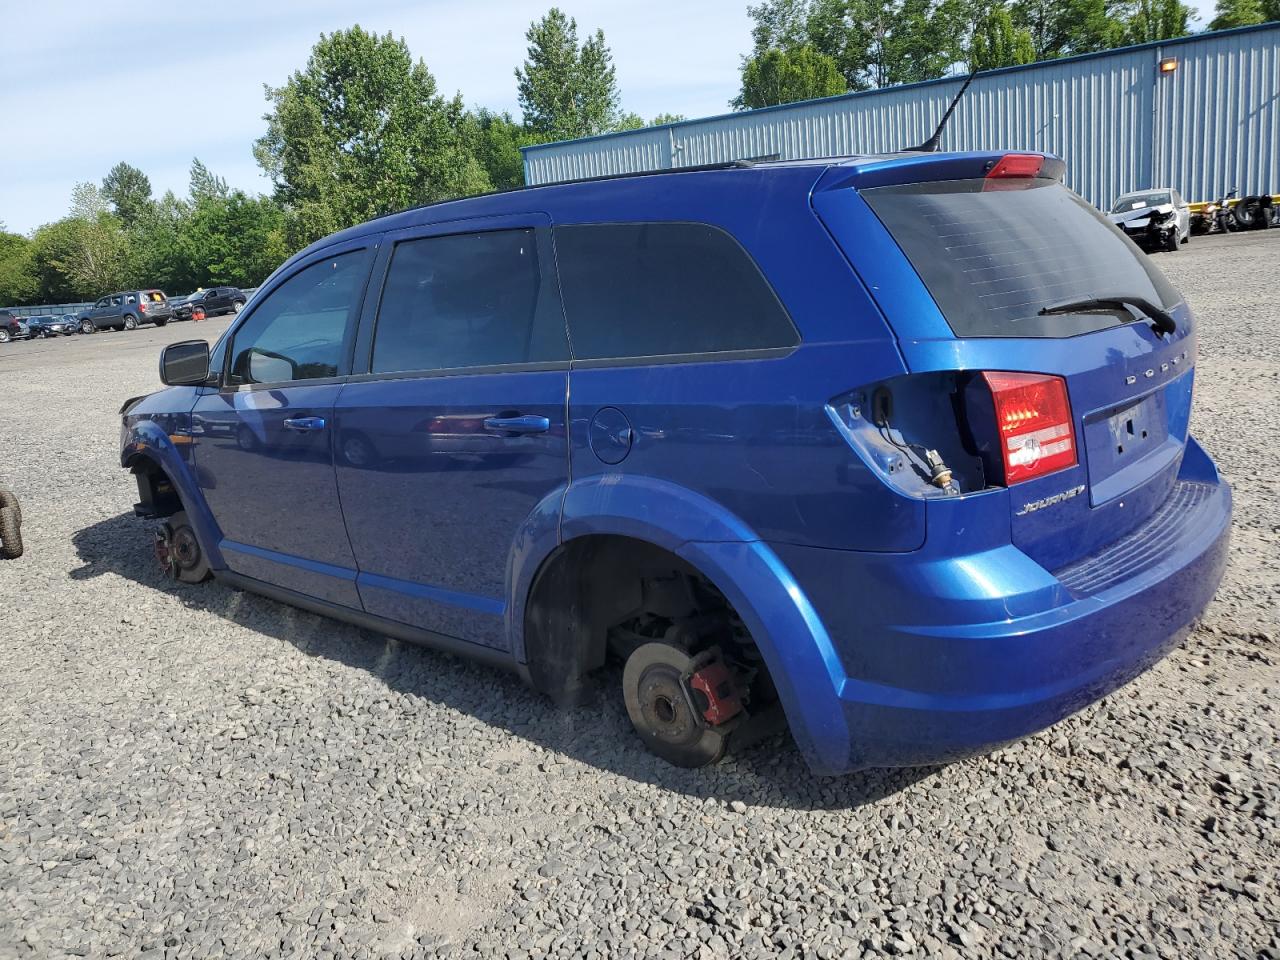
26, 315, 78, 337
78, 290, 172, 333
1108, 188, 1190, 251
61, 313, 82, 333
120, 151, 1230, 774
174, 286, 246, 320
0, 311, 31, 343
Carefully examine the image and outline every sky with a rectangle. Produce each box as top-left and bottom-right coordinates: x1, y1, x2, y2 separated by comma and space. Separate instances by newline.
0, 0, 1216, 235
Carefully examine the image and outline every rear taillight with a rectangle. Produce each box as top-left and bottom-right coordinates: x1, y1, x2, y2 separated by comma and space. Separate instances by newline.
983, 153, 1045, 192
981, 371, 1077, 484
138, 302, 148, 313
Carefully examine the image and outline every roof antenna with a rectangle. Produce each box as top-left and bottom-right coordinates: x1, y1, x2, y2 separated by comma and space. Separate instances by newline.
904, 68, 978, 152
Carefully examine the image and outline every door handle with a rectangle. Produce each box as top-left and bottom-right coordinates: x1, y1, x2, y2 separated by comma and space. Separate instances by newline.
483, 414, 550, 434
283, 416, 327, 432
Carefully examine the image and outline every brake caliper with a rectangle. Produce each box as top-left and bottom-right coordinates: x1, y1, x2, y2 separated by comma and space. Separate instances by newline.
687, 654, 745, 726
153, 524, 177, 578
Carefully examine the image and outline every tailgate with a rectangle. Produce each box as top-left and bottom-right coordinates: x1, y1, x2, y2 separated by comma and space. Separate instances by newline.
812, 152, 1196, 571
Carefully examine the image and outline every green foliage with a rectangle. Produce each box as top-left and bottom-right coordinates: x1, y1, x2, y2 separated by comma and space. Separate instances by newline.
1262, 0, 1279, 21
101, 162, 153, 228
969, 6, 1036, 70
255, 26, 488, 249
0, 232, 38, 305
734, 44, 846, 109
1121, 0, 1195, 42
516, 8, 621, 139
189, 158, 229, 202
649, 113, 687, 126
1012, 0, 1125, 60
748, 0, 977, 90
1209, 0, 1265, 29
461, 109, 541, 191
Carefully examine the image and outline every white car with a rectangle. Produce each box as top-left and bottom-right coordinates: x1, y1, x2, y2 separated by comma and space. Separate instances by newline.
1108, 188, 1190, 252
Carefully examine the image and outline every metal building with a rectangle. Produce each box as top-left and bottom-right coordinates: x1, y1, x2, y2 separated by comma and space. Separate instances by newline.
522, 22, 1280, 209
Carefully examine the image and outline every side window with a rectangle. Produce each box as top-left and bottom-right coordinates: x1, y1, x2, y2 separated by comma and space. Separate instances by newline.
111, 296, 123, 307
554, 222, 798, 361
227, 252, 366, 385
371, 228, 566, 374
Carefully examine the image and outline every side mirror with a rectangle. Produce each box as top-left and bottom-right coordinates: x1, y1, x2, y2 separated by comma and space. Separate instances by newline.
160, 340, 211, 386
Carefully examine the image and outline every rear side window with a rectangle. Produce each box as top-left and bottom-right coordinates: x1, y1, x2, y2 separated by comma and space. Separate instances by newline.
554, 222, 798, 361
372, 229, 566, 374
862, 179, 1180, 338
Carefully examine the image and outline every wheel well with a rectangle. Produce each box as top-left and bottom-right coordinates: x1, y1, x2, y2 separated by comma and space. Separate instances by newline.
523, 535, 772, 706
126, 454, 183, 518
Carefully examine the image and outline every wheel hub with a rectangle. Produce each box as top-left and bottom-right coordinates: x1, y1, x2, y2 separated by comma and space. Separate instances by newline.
622, 642, 735, 767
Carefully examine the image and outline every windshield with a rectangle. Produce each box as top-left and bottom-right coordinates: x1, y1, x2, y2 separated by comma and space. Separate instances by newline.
1111, 192, 1171, 213
862, 178, 1180, 338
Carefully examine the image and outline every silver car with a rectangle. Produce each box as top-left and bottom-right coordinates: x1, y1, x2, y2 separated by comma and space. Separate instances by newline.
1108, 188, 1190, 252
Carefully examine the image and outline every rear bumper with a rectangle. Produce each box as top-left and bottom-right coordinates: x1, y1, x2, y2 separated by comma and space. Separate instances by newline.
772, 437, 1231, 773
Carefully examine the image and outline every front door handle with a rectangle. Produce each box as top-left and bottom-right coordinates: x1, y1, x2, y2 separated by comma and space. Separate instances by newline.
283, 416, 327, 432
483, 414, 550, 435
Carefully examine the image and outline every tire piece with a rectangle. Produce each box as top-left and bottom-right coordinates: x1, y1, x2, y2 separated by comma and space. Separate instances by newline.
80, 319, 95, 334
0, 488, 22, 559
0, 330, 9, 343
623, 642, 727, 768
123, 315, 137, 330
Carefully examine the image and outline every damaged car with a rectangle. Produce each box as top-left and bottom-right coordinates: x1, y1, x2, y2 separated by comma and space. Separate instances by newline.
1109, 188, 1190, 252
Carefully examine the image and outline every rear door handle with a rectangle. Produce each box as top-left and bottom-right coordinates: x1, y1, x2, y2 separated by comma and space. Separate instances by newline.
483, 414, 550, 434
283, 417, 326, 432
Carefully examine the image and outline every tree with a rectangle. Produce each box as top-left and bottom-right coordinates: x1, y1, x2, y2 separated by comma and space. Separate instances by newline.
189, 158, 229, 202
0, 231, 38, 305
461, 109, 540, 191
255, 26, 487, 248
101, 162, 153, 228
969, 5, 1036, 70
650, 113, 687, 126
1011, 0, 1126, 60
1209, 0, 1264, 28
515, 8, 621, 140
1262, 0, 1279, 21
734, 45, 847, 109
1122, 0, 1195, 41
747, 0, 978, 90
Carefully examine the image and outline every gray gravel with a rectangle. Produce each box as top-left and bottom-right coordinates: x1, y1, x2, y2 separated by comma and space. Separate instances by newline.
1, 233, 1277, 960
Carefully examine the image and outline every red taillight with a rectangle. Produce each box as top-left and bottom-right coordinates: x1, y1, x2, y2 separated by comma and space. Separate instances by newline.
983, 153, 1045, 191
138, 302, 148, 313
986, 153, 1044, 179
982, 372, 1077, 484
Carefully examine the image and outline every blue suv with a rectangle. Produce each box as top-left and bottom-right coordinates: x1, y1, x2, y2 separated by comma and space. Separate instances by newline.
120, 151, 1231, 774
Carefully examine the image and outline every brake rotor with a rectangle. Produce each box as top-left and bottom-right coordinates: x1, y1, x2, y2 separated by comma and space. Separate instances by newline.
622, 642, 727, 768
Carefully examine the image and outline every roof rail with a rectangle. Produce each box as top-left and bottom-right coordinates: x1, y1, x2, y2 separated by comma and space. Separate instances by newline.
361, 161, 761, 228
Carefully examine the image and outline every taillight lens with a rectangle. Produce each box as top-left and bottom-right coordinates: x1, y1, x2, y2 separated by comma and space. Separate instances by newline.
983, 153, 1045, 192
138, 302, 148, 313
981, 371, 1077, 484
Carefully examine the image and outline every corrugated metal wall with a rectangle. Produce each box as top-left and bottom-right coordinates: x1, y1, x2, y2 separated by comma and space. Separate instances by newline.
523, 23, 1280, 208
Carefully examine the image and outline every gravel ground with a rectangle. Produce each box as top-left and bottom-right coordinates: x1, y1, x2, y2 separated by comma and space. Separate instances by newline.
1, 234, 1277, 960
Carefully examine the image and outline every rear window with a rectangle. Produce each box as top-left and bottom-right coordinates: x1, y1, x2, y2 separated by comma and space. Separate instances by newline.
554, 222, 798, 361
862, 179, 1180, 338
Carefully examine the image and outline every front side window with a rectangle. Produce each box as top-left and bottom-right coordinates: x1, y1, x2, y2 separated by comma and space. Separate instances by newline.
228, 252, 365, 385
371, 228, 566, 374
553, 222, 798, 361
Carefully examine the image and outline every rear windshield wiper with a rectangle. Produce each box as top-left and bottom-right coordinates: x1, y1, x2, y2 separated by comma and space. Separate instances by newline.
1039, 295, 1176, 335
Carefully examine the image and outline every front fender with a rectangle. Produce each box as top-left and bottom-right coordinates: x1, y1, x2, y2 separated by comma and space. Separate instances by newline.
121, 419, 225, 570
507, 474, 849, 773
